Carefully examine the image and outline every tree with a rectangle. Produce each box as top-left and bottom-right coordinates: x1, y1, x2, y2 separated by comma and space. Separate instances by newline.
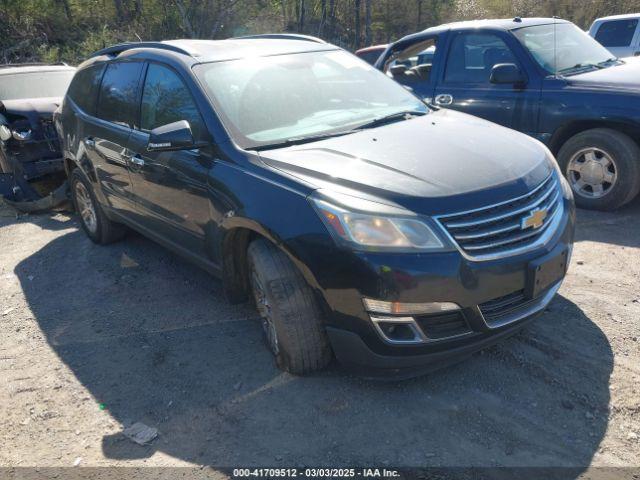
364, 0, 372, 45
354, 0, 361, 48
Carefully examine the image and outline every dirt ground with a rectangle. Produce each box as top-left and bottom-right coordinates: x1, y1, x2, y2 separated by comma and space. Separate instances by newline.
0, 196, 639, 473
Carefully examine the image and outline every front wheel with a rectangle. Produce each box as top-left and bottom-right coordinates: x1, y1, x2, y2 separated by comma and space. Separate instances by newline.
557, 128, 640, 210
247, 239, 332, 374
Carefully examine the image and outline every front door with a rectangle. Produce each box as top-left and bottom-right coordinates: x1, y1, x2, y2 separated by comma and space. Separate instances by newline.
433, 30, 539, 136
127, 62, 213, 258
383, 36, 440, 103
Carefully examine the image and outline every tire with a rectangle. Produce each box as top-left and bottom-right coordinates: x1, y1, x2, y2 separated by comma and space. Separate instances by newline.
247, 239, 332, 374
557, 128, 640, 210
69, 168, 126, 244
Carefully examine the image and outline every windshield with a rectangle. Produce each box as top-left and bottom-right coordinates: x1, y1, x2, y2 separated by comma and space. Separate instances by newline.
0, 70, 75, 100
193, 50, 428, 149
513, 23, 615, 74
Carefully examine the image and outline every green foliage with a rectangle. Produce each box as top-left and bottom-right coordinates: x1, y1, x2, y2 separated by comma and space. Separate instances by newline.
2, 0, 640, 64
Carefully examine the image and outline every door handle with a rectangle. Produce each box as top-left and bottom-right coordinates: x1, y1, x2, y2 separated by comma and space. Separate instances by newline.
128, 155, 145, 167
84, 137, 95, 148
435, 94, 454, 106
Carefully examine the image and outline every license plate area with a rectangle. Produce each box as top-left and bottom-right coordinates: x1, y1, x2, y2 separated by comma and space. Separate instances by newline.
526, 248, 568, 299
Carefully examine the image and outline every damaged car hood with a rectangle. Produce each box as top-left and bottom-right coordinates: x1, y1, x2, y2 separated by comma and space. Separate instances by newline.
257, 109, 552, 215
0, 97, 61, 127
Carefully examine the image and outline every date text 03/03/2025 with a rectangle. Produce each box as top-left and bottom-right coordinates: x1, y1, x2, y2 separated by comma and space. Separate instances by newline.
232, 468, 400, 478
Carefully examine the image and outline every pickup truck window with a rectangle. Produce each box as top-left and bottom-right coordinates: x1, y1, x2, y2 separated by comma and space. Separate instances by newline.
594, 19, 638, 47
444, 33, 516, 83
385, 38, 437, 88
513, 23, 613, 74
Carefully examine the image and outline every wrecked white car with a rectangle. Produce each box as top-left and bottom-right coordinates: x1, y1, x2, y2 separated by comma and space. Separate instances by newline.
0, 63, 76, 212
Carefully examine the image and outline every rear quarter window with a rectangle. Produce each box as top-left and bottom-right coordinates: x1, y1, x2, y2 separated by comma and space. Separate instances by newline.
595, 19, 638, 47
96, 62, 144, 127
67, 64, 105, 115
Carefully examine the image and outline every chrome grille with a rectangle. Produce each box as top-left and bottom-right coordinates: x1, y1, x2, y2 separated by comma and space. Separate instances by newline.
436, 174, 562, 259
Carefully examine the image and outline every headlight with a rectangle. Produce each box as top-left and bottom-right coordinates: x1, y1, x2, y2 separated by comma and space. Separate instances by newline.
12, 128, 32, 141
311, 195, 448, 252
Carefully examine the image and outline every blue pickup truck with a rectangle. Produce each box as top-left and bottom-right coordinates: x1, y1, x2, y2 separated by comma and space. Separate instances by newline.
376, 17, 640, 210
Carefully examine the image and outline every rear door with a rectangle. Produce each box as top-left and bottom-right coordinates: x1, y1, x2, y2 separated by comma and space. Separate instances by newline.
126, 62, 212, 257
432, 30, 540, 135
592, 18, 640, 58
83, 61, 144, 217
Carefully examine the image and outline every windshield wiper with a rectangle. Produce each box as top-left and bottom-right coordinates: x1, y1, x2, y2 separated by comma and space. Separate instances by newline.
558, 62, 604, 75
252, 110, 427, 151
597, 57, 619, 67
353, 110, 427, 130
252, 130, 355, 151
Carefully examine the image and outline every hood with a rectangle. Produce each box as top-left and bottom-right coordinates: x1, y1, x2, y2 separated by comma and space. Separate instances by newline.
0, 97, 61, 128
258, 109, 552, 215
566, 60, 640, 92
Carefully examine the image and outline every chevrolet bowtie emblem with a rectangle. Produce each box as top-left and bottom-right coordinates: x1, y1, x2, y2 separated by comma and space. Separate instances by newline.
521, 208, 547, 230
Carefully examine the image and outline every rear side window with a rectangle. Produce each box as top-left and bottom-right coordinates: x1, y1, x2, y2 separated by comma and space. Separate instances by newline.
140, 63, 206, 140
67, 64, 105, 114
595, 19, 638, 47
96, 62, 144, 127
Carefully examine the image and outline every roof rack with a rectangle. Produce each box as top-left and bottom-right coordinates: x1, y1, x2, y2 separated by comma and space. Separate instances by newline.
89, 42, 196, 59
234, 33, 326, 44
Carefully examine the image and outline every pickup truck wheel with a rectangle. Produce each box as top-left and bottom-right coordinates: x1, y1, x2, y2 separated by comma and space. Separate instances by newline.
70, 169, 126, 244
247, 239, 332, 374
558, 129, 640, 210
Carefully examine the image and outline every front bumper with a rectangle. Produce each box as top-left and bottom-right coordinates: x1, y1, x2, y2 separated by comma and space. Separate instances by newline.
308, 196, 575, 377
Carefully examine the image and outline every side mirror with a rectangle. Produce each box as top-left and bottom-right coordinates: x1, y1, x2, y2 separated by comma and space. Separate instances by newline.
147, 120, 194, 152
389, 64, 408, 77
490, 63, 526, 85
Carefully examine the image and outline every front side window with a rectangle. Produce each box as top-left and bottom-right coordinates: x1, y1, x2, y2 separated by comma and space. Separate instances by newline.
194, 49, 428, 149
513, 23, 615, 74
140, 63, 205, 140
357, 50, 382, 65
385, 38, 437, 85
67, 64, 105, 114
444, 32, 517, 83
96, 62, 144, 127
0, 70, 75, 101
595, 19, 638, 47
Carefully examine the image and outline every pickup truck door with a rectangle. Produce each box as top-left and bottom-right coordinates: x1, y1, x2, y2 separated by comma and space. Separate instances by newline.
126, 62, 213, 259
432, 30, 540, 136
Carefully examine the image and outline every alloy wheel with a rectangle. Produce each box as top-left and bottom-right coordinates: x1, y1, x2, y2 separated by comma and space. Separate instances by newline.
74, 181, 98, 234
567, 147, 617, 199
250, 268, 279, 355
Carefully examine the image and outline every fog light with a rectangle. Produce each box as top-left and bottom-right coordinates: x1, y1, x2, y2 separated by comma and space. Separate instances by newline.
363, 298, 460, 315
370, 316, 426, 344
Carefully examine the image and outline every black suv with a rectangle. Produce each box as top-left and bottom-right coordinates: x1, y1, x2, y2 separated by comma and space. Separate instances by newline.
55, 37, 575, 378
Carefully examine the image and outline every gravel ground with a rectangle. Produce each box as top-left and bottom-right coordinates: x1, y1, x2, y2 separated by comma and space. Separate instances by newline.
0, 197, 638, 472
